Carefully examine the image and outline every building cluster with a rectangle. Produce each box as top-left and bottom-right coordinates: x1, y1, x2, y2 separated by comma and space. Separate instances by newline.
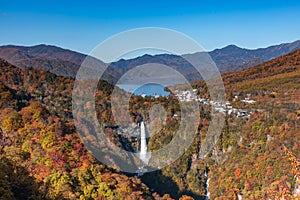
173, 89, 199, 102
206, 99, 253, 119
174, 90, 256, 119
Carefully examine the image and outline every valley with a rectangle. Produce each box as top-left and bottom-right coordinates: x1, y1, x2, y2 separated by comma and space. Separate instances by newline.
0, 44, 299, 199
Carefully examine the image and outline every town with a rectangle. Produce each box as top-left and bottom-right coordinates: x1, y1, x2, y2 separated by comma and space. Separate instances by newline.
172, 89, 256, 119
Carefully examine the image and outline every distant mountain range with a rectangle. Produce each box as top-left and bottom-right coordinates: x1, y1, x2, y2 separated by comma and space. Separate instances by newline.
0, 40, 300, 83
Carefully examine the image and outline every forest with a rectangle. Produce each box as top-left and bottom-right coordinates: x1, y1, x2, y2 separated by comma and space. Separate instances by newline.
0, 48, 299, 200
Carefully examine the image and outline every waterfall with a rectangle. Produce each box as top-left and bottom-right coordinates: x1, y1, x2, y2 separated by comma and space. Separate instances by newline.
136, 121, 150, 176
139, 121, 148, 164
205, 169, 210, 200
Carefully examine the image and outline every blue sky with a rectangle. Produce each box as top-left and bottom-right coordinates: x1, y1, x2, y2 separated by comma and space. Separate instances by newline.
1, 0, 300, 54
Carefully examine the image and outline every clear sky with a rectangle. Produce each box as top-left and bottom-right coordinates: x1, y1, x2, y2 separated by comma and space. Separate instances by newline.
1, 0, 300, 54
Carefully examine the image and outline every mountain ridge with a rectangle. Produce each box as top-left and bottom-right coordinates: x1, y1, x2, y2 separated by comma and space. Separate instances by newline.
0, 40, 300, 82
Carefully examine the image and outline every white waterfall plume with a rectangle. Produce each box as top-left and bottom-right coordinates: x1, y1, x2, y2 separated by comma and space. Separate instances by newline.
140, 122, 148, 164
136, 121, 150, 176
205, 169, 210, 200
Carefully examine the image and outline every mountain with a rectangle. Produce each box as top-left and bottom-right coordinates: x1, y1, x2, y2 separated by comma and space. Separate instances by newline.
104, 40, 300, 83
218, 49, 300, 92
208, 40, 300, 72
0, 40, 300, 83
190, 47, 300, 97
0, 44, 87, 77
222, 47, 300, 88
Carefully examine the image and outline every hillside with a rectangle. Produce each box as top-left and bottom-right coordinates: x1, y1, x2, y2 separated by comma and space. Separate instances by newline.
0, 46, 299, 199
0, 45, 116, 83
0, 59, 174, 199
223, 47, 300, 85
0, 44, 86, 77
0, 58, 200, 199
190, 47, 300, 199
191, 48, 300, 96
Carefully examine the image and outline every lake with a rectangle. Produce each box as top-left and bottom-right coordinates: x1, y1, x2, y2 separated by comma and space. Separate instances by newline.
117, 84, 170, 96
